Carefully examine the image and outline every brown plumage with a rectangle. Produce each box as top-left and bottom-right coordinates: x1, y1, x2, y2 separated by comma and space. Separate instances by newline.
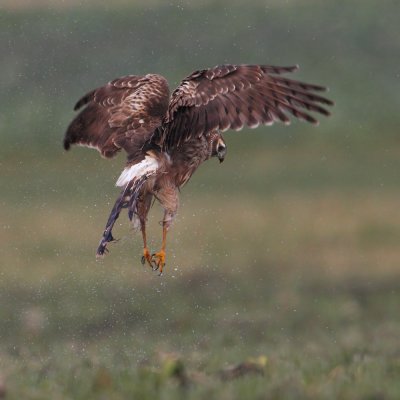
64, 64, 333, 274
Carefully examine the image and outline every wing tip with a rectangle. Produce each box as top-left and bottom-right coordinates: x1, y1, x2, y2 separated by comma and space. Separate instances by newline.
313, 84, 329, 92
73, 89, 96, 111
325, 96, 335, 106
73, 98, 87, 111
63, 137, 71, 151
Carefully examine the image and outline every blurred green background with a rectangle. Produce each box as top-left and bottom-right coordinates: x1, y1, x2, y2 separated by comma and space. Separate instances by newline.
1, 1, 400, 398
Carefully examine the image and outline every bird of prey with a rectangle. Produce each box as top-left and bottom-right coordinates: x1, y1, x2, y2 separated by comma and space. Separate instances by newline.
64, 64, 333, 274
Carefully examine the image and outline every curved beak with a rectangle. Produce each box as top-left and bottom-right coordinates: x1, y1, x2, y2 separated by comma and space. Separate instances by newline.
218, 153, 225, 163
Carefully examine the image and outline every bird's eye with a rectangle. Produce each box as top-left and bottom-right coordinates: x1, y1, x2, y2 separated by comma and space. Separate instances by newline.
217, 144, 226, 152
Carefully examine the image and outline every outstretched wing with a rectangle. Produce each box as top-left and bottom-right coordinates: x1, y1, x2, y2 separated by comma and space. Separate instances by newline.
159, 64, 333, 149
64, 74, 170, 159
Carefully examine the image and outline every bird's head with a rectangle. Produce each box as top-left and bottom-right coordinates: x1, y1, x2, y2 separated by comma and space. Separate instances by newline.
210, 134, 227, 163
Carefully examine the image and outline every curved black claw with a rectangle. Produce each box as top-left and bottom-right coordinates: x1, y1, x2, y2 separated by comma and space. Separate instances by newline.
96, 233, 115, 258
141, 249, 154, 269
150, 251, 166, 275
151, 253, 159, 271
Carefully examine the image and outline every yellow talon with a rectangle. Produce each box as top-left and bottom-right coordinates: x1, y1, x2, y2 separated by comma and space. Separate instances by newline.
151, 250, 166, 274
141, 247, 153, 268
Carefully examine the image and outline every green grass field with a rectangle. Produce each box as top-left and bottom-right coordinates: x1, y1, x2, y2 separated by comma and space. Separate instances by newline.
1, 1, 400, 398
1, 139, 400, 399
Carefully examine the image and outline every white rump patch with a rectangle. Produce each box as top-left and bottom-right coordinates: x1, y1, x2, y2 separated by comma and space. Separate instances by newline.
116, 155, 159, 187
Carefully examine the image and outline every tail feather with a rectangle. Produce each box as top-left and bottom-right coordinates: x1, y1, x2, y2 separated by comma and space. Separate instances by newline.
127, 175, 148, 221
96, 175, 148, 258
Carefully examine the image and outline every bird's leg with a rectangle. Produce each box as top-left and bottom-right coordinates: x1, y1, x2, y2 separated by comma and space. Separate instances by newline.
151, 186, 178, 275
140, 220, 153, 268
151, 220, 168, 275
135, 193, 153, 268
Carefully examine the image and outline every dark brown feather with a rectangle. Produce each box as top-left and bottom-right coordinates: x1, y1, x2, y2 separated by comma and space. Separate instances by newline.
64, 74, 170, 159
64, 63, 332, 160
159, 64, 333, 150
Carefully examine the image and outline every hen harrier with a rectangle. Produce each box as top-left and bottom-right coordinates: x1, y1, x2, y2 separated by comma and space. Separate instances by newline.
64, 64, 333, 274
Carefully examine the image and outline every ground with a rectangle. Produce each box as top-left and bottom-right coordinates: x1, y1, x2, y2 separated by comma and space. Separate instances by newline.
1, 137, 400, 399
